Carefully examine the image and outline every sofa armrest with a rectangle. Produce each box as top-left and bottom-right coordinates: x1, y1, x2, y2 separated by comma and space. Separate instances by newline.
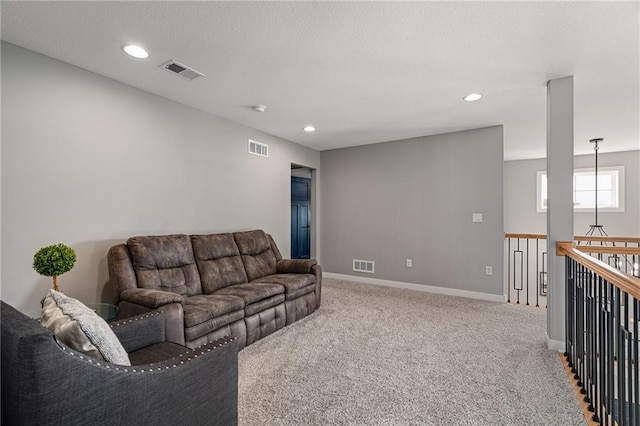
111, 310, 166, 353
276, 259, 318, 274
116, 300, 186, 347
119, 288, 184, 308
158, 303, 186, 346
312, 264, 322, 307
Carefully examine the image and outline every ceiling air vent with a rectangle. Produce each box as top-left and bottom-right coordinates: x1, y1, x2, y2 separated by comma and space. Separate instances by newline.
353, 259, 375, 274
160, 60, 205, 81
248, 139, 269, 158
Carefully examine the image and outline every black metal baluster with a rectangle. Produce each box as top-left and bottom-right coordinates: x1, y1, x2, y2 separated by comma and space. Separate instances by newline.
507, 238, 511, 303
594, 274, 603, 423
541, 250, 548, 300
566, 257, 574, 369
585, 270, 594, 410
623, 291, 632, 426
608, 280, 615, 426
514, 238, 522, 304
603, 277, 608, 426
576, 264, 585, 391
631, 297, 640, 424
617, 287, 630, 426
599, 275, 608, 424
620, 328, 630, 426
526, 238, 530, 306
536, 238, 540, 308
626, 292, 633, 426
615, 285, 622, 425
572, 261, 579, 376
507, 237, 511, 303
591, 272, 598, 420
575, 263, 581, 381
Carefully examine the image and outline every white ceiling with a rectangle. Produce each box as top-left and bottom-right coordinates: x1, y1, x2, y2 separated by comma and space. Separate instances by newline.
2, 1, 638, 160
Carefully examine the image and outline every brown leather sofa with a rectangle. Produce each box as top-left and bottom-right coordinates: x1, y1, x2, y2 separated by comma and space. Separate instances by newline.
108, 229, 321, 349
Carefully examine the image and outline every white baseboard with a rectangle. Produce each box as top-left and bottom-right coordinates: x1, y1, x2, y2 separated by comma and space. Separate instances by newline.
546, 333, 566, 352
324, 272, 505, 303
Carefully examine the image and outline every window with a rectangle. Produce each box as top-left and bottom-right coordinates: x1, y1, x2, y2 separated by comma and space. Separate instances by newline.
536, 166, 624, 213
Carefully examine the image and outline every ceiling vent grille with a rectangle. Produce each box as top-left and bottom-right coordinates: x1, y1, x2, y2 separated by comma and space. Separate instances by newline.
353, 259, 375, 274
160, 60, 205, 81
248, 139, 269, 158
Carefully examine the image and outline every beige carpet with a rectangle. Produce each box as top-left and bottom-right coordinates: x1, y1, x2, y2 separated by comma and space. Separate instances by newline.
238, 278, 585, 425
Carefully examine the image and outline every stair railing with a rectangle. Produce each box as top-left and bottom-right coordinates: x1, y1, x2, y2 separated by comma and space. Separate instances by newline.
505, 234, 640, 308
504, 233, 548, 306
558, 241, 640, 425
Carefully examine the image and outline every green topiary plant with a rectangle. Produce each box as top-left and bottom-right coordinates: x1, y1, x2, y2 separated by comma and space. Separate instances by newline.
33, 243, 77, 291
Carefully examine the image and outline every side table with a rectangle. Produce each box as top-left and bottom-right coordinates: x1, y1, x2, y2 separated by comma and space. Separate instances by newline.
85, 303, 119, 322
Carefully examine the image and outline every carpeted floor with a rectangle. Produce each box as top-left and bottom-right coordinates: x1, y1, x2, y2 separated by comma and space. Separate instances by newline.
238, 278, 585, 425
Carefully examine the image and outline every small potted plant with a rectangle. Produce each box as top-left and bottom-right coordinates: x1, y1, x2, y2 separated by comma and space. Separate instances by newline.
33, 243, 77, 291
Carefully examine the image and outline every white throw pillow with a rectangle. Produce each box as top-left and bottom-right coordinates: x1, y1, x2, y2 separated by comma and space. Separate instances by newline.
40, 289, 130, 366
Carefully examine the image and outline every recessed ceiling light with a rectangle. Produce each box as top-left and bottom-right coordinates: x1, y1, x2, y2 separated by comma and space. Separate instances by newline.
463, 93, 483, 102
122, 44, 149, 59
303, 125, 316, 132
252, 105, 267, 113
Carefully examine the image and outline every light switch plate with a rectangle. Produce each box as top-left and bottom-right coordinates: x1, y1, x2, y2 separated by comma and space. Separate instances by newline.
472, 213, 483, 223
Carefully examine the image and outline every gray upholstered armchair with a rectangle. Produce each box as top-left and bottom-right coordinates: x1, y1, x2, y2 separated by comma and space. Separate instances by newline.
1, 301, 238, 425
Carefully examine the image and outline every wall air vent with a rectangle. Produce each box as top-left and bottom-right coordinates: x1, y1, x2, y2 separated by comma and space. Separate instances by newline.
248, 139, 269, 158
353, 259, 375, 274
160, 60, 205, 81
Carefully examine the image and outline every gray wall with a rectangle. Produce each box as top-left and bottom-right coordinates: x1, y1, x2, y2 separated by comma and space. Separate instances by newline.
1, 42, 320, 310
505, 150, 640, 236
320, 126, 504, 296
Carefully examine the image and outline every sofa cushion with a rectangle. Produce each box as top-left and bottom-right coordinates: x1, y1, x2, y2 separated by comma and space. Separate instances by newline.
214, 282, 284, 306
244, 294, 285, 317
128, 234, 202, 296
182, 294, 245, 328
191, 233, 248, 293
252, 273, 316, 291
234, 230, 278, 281
185, 310, 245, 342
40, 290, 130, 366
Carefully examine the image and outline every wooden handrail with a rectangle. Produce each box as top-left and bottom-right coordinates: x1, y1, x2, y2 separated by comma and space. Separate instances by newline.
574, 235, 640, 244
505, 233, 640, 244
504, 233, 547, 239
575, 245, 640, 255
557, 241, 640, 300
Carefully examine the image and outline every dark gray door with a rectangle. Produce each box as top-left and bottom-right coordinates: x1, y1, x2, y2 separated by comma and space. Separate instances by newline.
291, 176, 311, 259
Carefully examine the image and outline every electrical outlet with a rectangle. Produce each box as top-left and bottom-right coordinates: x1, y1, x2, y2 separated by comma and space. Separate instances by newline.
485, 266, 493, 275
472, 213, 483, 223
406, 259, 412, 268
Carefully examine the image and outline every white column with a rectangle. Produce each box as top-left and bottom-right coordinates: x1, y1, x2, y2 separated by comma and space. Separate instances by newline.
546, 76, 574, 351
